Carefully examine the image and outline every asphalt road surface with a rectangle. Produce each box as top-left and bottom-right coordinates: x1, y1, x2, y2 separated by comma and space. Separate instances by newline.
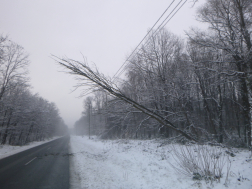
0, 135, 70, 189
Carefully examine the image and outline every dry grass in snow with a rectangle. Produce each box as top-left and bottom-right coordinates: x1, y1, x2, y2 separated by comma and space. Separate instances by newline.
69, 136, 252, 189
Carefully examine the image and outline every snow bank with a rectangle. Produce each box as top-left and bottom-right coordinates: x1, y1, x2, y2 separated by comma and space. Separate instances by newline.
0, 136, 61, 159
70, 136, 252, 189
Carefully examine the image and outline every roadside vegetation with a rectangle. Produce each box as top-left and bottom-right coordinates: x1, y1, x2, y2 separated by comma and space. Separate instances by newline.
59, 0, 252, 148
0, 36, 68, 146
58, 1, 252, 185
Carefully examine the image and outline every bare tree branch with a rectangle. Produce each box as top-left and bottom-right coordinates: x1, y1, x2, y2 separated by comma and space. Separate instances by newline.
54, 56, 197, 141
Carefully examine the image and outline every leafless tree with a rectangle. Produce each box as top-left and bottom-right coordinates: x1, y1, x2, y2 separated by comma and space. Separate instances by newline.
0, 36, 67, 145
188, 0, 252, 146
54, 56, 197, 141
0, 37, 29, 101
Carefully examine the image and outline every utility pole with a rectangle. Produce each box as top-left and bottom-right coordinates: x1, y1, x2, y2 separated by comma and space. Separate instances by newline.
89, 103, 91, 139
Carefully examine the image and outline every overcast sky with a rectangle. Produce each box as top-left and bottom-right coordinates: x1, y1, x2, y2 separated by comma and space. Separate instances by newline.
0, 0, 206, 127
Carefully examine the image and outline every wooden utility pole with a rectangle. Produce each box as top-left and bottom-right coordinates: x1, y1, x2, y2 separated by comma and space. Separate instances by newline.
88, 103, 92, 139
89, 103, 91, 139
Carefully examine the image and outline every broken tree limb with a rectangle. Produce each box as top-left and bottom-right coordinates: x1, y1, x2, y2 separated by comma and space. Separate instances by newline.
54, 56, 197, 142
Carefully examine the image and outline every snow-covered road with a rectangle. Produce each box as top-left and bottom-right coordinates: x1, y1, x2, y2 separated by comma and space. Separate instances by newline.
69, 136, 252, 189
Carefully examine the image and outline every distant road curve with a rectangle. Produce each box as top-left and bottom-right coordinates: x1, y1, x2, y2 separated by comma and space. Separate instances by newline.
0, 135, 70, 189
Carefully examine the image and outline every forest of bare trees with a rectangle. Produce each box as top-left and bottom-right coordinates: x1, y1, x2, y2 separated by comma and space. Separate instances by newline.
0, 36, 68, 146
59, 0, 251, 147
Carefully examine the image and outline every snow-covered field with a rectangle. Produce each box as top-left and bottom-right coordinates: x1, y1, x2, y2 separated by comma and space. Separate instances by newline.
0, 136, 60, 160
70, 136, 252, 189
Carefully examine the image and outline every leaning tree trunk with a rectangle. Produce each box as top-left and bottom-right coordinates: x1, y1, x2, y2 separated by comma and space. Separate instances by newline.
55, 57, 198, 142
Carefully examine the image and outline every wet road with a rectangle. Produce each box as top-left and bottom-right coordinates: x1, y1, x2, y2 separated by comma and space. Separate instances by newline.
0, 136, 70, 189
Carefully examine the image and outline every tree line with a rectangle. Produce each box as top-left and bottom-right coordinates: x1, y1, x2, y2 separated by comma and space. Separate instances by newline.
0, 36, 68, 146
59, 0, 251, 147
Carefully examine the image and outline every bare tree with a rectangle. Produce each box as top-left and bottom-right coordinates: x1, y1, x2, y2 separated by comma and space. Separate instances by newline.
0, 36, 67, 145
126, 29, 194, 137
0, 38, 29, 101
188, 0, 252, 146
54, 57, 197, 141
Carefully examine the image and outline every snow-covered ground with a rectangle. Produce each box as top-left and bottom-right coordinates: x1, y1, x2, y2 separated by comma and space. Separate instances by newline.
70, 136, 252, 189
0, 136, 61, 160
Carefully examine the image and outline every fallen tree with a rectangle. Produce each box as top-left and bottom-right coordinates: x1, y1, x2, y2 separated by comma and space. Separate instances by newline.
54, 57, 197, 142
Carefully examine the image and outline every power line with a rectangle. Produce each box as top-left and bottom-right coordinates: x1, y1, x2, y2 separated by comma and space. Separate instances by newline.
162, 0, 188, 30
112, 0, 176, 80
113, 0, 187, 79
84, 0, 188, 97
113, 0, 188, 80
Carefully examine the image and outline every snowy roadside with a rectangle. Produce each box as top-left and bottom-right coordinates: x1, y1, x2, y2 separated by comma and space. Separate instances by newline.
70, 135, 252, 189
0, 136, 61, 160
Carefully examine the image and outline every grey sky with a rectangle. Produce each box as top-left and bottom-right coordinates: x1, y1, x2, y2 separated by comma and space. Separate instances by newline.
0, 0, 206, 127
